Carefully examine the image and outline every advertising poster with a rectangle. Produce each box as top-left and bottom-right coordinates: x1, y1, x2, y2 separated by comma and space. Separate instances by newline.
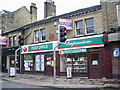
9, 67, 15, 77
35, 55, 41, 71
41, 55, 45, 71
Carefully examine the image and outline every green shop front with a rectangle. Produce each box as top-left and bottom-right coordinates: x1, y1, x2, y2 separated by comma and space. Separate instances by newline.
21, 34, 111, 79
21, 42, 60, 75
58, 34, 107, 78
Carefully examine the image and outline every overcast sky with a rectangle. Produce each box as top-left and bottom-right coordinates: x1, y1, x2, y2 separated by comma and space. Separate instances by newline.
0, 0, 100, 20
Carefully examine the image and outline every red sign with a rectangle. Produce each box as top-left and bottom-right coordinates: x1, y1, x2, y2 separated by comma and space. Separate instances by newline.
23, 47, 27, 52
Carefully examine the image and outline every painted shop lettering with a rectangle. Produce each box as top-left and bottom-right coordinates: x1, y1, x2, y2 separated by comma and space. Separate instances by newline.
66, 41, 91, 46
31, 45, 48, 50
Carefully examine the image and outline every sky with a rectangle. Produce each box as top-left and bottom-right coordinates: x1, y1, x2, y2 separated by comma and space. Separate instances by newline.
0, 0, 100, 20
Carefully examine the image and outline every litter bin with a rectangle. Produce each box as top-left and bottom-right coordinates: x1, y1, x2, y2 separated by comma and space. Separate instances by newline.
9, 67, 15, 77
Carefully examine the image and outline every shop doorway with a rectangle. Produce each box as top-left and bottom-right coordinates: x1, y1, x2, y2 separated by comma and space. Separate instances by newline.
45, 55, 54, 75
88, 52, 102, 78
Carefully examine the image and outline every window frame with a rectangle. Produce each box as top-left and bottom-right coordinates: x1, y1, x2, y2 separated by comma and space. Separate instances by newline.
85, 18, 95, 34
75, 20, 84, 36
40, 28, 46, 42
116, 4, 120, 26
13, 35, 17, 46
34, 30, 40, 43
9, 36, 12, 47
75, 17, 95, 36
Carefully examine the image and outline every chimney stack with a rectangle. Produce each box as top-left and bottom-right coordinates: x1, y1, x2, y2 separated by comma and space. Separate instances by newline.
44, 0, 56, 18
30, 3, 37, 22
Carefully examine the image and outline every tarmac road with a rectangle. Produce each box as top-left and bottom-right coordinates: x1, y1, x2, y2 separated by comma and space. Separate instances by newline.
1, 79, 119, 90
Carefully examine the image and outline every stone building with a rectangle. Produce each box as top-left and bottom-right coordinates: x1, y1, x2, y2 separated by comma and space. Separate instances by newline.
101, 0, 120, 78
1, 0, 120, 78
0, 3, 37, 32
1, 3, 37, 72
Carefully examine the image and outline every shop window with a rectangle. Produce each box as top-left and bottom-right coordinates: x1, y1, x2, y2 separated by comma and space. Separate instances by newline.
76, 20, 84, 35
85, 18, 94, 34
9, 37, 12, 47
40, 28, 46, 41
60, 53, 88, 73
116, 4, 120, 25
24, 54, 34, 71
13, 35, 16, 46
35, 55, 45, 71
72, 53, 88, 72
34, 30, 40, 42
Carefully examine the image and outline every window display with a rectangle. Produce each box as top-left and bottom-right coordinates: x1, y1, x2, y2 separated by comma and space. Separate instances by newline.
24, 54, 34, 71
66, 53, 88, 73
35, 55, 45, 71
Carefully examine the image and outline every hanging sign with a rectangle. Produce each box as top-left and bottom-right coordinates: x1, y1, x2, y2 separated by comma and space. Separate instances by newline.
0, 36, 8, 45
59, 18, 73, 30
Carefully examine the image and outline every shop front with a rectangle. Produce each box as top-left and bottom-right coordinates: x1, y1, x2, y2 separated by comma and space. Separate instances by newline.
21, 42, 60, 75
58, 34, 105, 78
20, 34, 111, 78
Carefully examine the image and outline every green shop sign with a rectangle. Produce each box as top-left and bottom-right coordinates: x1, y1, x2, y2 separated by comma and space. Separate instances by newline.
28, 43, 53, 52
21, 43, 53, 54
59, 48, 87, 54
58, 35, 103, 50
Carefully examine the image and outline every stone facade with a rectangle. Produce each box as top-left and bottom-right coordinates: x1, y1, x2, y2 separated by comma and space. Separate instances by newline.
23, 10, 102, 45
101, 0, 120, 78
101, 1, 120, 31
0, 3, 37, 32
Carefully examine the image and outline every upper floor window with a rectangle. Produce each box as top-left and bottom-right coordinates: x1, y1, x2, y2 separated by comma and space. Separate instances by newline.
34, 28, 46, 43
40, 28, 46, 41
75, 18, 95, 36
34, 30, 39, 42
13, 35, 16, 46
85, 18, 94, 34
76, 20, 84, 35
9, 37, 12, 47
116, 4, 120, 25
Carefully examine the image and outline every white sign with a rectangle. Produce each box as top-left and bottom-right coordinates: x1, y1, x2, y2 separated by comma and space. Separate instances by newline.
113, 48, 120, 57
35, 55, 41, 71
67, 67, 72, 78
9, 67, 15, 76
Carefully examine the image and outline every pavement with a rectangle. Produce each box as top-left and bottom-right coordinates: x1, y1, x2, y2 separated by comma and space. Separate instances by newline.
0, 72, 120, 89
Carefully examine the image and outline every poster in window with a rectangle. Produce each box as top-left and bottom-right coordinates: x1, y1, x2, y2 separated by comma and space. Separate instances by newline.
35, 55, 41, 71
92, 60, 98, 65
41, 55, 44, 71
24, 62, 30, 71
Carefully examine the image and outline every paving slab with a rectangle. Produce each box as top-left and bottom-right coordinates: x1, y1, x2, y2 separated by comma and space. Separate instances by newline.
82, 81, 94, 85
93, 82, 105, 85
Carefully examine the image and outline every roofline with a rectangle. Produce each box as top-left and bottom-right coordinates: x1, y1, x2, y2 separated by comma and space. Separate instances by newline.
2, 5, 101, 35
